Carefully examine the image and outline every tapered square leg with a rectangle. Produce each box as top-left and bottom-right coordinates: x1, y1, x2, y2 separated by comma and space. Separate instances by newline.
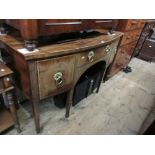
65, 88, 74, 118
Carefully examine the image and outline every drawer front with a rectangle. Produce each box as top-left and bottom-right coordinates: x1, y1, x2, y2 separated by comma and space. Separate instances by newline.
140, 40, 155, 56
76, 40, 119, 67
108, 40, 120, 64
92, 19, 117, 29
137, 20, 146, 29
120, 41, 137, 56
37, 55, 75, 99
121, 29, 141, 45
38, 19, 83, 36
125, 19, 139, 31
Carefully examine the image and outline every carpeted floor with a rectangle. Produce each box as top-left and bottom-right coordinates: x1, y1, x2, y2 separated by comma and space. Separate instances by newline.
5, 58, 155, 135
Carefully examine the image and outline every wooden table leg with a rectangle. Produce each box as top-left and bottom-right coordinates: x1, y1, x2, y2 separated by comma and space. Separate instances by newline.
31, 98, 40, 133
6, 90, 21, 133
65, 88, 74, 118
28, 61, 40, 133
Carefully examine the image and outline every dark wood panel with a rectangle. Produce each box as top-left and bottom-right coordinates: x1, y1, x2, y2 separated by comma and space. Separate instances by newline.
39, 19, 83, 36
5, 19, 20, 30
138, 39, 155, 61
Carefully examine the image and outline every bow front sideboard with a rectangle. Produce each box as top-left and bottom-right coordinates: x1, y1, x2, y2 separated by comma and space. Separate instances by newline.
0, 29, 123, 133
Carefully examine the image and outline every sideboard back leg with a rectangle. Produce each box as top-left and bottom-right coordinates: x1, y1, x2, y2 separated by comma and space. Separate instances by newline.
31, 99, 40, 133
65, 88, 74, 118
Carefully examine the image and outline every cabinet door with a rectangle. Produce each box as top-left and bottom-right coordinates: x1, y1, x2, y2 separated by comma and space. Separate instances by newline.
139, 39, 155, 61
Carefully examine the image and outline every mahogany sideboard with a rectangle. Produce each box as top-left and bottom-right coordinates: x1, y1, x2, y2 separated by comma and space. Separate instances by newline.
0, 29, 123, 133
0, 19, 118, 51
106, 19, 146, 78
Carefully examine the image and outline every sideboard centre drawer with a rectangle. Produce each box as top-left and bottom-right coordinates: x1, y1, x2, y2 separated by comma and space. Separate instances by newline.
76, 40, 118, 68
37, 55, 75, 99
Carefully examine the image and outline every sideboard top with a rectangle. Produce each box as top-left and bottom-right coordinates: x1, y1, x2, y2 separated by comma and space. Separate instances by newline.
0, 29, 123, 60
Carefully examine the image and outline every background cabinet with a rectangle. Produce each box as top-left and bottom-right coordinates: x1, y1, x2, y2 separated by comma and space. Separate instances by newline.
1, 19, 118, 50
106, 19, 146, 78
133, 20, 155, 61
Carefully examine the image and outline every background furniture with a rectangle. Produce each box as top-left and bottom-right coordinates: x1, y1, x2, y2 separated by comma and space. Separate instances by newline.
133, 20, 155, 57
0, 29, 122, 133
0, 61, 20, 133
138, 38, 155, 62
0, 19, 118, 50
106, 19, 146, 78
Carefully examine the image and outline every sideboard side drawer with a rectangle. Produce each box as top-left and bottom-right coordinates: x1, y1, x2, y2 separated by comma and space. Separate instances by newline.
37, 55, 75, 99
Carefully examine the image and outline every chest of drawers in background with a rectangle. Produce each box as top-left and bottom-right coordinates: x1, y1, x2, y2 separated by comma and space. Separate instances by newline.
106, 19, 146, 78
133, 20, 155, 60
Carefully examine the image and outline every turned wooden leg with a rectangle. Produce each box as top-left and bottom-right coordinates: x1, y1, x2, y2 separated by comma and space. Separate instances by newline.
31, 99, 40, 133
6, 90, 21, 133
65, 88, 74, 118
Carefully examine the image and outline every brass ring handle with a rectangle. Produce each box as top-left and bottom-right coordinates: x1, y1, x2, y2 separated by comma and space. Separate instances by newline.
105, 45, 111, 54
88, 51, 95, 62
53, 72, 63, 86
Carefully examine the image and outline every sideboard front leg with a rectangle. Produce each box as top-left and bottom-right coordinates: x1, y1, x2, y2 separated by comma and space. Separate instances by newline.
28, 61, 41, 133
31, 98, 40, 133
65, 88, 74, 118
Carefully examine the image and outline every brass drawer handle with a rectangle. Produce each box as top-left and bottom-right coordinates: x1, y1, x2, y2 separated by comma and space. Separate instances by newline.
105, 45, 111, 54
45, 22, 82, 26
53, 72, 63, 86
88, 51, 95, 62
